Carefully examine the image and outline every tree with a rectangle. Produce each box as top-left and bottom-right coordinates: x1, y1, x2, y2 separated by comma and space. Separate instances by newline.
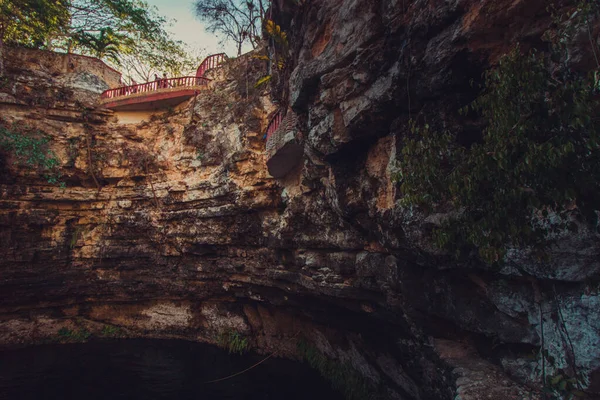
0, 0, 70, 75
117, 38, 204, 84
62, 0, 198, 83
71, 27, 131, 64
0, 0, 200, 84
194, 0, 267, 56
60, 0, 166, 53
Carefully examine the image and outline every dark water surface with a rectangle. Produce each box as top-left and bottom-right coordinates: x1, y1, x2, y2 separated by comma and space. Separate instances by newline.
0, 339, 343, 400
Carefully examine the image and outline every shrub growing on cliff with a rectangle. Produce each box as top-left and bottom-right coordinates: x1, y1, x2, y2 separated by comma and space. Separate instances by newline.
57, 327, 91, 342
296, 340, 378, 400
217, 330, 249, 354
394, 46, 600, 263
254, 19, 289, 91
101, 325, 123, 338
0, 124, 64, 186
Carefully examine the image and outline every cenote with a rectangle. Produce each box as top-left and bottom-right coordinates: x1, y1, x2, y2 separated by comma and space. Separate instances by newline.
0, 339, 345, 400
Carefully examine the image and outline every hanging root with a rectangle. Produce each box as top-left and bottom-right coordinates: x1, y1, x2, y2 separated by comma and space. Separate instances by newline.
85, 127, 101, 192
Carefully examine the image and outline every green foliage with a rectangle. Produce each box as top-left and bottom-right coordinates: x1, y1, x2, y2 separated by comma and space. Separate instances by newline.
196, 150, 205, 162
262, 19, 288, 70
66, 0, 164, 51
71, 27, 130, 64
253, 19, 288, 92
296, 340, 379, 400
0, 124, 64, 186
57, 327, 91, 342
0, 0, 198, 82
0, 0, 70, 48
254, 74, 272, 88
0, 0, 69, 76
101, 325, 122, 338
70, 226, 84, 249
395, 44, 600, 264
217, 330, 249, 355
64, 0, 200, 81
264, 19, 288, 47
545, 372, 588, 399
537, 344, 589, 399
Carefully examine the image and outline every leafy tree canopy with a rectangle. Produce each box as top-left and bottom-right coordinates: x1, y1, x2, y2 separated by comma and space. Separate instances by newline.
0, 0, 69, 46
63, 0, 201, 82
0, 0, 70, 74
0, 0, 201, 82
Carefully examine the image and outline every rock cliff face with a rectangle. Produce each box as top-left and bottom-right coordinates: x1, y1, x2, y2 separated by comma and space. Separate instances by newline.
272, 0, 600, 396
0, 1, 599, 399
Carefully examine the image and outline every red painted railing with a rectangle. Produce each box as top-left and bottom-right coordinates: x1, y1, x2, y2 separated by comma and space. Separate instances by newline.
196, 53, 227, 78
266, 110, 283, 140
100, 53, 227, 101
101, 76, 210, 99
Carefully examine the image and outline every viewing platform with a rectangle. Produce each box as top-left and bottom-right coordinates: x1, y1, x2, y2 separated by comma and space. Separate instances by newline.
100, 53, 227, 111
265, 109, 304, 178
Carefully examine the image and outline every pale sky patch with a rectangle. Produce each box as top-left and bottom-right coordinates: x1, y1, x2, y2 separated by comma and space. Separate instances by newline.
145, 0, 243, 58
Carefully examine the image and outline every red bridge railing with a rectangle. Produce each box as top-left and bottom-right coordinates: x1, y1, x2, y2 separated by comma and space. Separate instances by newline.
101, 76, 210, 99
196, 53, 227, 78
266, 110, 283, 140
100, 53, 227, 101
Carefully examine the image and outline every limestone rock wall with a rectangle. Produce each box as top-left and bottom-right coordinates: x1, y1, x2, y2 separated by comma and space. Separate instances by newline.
0, 49, 451, 400
6, 46, 121, 89
271, 0, 600, 396
0, 0, 599, 399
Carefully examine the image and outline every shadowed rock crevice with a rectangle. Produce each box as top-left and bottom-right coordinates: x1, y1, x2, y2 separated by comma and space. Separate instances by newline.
1, 1, 600, 399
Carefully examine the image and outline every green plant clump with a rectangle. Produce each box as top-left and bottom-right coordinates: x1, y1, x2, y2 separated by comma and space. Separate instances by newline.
57, 327, 91, 342
217, 330, 248, 355
544, 371, 588, 399
296, 340, 379, 400
0, 125, 64, 187
394, 45, 600, 264
101, 325, 122, 338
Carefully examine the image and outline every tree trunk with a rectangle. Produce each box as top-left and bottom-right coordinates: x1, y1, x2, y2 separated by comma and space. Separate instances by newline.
258, 0, 265, 21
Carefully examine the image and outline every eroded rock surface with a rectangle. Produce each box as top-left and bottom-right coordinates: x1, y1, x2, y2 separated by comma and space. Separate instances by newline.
0, 1, 599, 399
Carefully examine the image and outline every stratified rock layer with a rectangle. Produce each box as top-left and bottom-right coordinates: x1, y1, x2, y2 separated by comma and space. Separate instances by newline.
1, 1, 599, 399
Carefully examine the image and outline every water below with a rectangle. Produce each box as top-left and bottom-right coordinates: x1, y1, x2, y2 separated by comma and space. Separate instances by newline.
0, 339, 344, 400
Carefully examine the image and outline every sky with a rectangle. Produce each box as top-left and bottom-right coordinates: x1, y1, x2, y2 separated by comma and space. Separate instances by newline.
145, 0, 239, 57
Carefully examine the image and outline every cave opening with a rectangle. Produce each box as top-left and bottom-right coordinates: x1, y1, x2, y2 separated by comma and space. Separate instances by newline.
0, 339, 344, 400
